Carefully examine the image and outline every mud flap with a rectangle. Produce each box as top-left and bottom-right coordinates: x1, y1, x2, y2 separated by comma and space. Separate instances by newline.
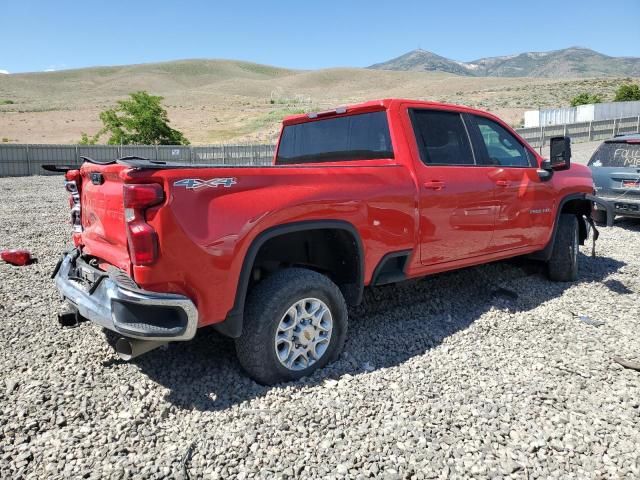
585, 216, 599, 258
585, 194, 613, 258
586, 194, 614, 227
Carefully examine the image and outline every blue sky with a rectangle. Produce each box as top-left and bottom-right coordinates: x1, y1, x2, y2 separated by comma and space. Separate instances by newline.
1, 0, 639, 74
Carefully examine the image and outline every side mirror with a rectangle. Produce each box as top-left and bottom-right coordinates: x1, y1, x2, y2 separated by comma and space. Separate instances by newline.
549, 136, 571, 171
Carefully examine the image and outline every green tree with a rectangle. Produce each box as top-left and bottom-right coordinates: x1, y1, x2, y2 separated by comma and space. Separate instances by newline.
570, 93, 603, 107
614, 83, 640, 102
84, 91, 189, 145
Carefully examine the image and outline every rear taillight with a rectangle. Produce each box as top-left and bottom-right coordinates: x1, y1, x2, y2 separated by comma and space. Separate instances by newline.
65, 170, 82, 235
123, 184, 164, 266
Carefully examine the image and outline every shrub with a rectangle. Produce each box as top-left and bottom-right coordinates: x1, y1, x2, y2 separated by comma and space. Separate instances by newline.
570, 93, 602, 107
78, 132, 98, 145
614, 83, 640, 102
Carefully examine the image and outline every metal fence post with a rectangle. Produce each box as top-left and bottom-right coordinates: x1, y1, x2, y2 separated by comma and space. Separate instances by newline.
613, 118, 617, 137
537, 126, 542, 153
637, 116, 640, 134
588, 121, 593, 141
26, 145, 31, 176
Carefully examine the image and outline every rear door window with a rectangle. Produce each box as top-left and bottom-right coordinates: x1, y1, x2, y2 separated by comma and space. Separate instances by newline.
469, 115, 535, 167
275, 111, 393, 164
409, 109, 475, 165
588, 142, 640, 168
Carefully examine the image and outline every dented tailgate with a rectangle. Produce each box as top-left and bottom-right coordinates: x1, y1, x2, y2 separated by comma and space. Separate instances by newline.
80, 164, 132, 272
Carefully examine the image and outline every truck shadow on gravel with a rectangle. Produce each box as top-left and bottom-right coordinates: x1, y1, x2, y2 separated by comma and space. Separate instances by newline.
127, 252, 625, 412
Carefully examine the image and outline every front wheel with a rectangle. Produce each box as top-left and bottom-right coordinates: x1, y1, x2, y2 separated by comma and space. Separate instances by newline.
547, 214, 579, 282
235, 268, 348, 385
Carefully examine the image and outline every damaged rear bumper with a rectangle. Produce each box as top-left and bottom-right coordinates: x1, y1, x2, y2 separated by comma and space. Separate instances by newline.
54, 250, 198, 341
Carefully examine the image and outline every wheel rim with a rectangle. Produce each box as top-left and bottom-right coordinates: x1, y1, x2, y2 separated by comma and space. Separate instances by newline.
274, 297, 333, 371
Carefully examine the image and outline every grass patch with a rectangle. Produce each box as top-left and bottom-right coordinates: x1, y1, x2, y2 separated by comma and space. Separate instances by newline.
0, 99, 15, 105
205, 107, 307, 143
249, 107, 306, 130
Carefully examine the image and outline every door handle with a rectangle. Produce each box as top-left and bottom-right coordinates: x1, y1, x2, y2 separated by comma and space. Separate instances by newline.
424, 180, 445, 190
495, 180, 509, 187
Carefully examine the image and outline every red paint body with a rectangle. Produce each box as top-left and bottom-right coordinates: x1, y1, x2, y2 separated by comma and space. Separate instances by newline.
71, 99, 593, 330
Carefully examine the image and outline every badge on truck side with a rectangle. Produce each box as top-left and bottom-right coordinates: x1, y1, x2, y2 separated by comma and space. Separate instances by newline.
174, 178, 237, 190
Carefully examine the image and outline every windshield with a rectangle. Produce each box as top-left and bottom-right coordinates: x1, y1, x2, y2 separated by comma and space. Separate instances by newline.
588, 142, 640, 168
276, 111, 393, 164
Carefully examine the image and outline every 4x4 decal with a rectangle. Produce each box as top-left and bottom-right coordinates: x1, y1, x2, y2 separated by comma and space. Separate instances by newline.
174, 178, 237, 190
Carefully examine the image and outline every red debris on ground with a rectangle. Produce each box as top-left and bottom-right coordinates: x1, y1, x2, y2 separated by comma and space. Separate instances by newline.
1, 249, 33, 266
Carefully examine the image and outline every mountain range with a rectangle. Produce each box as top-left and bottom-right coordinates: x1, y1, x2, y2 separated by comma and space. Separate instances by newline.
368, 47, 640, 78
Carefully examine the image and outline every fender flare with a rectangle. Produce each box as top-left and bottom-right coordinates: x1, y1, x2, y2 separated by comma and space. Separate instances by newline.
214, 220, 365, 338
370, 250, 412, 286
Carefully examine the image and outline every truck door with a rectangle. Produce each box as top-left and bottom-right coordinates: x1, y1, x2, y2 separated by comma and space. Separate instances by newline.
408, 108, 498, 265
465, 113, 555, 251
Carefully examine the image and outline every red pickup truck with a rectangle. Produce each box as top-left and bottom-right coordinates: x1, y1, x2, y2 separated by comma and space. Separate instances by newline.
53, 99, 611, 384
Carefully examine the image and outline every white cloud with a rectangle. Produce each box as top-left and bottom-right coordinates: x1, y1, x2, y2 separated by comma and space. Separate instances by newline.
44, 64, 67, 72
0, 69, 9, 75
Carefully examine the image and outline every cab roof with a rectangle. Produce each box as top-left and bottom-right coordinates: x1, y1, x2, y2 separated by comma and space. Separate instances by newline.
282, 98, 500, 126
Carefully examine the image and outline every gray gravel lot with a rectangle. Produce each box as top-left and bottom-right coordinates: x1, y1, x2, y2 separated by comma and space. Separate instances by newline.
1, 175, 639, 479
540, 140, 599, 165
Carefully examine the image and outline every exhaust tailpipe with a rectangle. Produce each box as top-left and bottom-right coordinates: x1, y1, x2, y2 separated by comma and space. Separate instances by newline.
115, 337, 167, 361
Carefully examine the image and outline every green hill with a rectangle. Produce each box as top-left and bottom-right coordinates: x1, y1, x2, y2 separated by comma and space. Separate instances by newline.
0, 57, 637, 144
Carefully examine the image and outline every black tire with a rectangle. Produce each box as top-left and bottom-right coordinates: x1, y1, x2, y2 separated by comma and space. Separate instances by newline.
235, 268, 348, 385
547, 214, 579, 282
592, 209, 608, 226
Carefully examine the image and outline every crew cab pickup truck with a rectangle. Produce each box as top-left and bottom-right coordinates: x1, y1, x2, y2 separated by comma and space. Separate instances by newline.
52, 99, 612, 384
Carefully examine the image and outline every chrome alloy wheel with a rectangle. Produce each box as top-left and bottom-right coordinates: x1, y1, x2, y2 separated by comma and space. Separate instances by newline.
274, 297, 333, 371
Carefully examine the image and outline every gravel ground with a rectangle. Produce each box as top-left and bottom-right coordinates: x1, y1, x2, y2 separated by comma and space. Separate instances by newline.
1, 175, 639, 479
540, 140, 599, 165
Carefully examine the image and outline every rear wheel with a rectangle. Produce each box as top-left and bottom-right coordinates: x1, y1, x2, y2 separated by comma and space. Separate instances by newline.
547, 214, 579, 282
235, 268, 348, 385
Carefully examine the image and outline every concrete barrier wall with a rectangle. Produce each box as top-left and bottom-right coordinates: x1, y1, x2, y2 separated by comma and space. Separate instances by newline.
516, 115, 640, 148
